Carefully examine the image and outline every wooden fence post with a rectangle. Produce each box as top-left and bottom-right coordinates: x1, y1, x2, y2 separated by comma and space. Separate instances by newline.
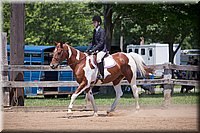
163, 63, 174, 106
1, 32, 10, 106
10, 3, 25, 106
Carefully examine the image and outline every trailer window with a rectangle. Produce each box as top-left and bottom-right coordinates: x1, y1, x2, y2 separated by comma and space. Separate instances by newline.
24, 62, 30, 65
128, 49, 132, 53
44, 52, 53, 65
134, 49, 138, 54
32, 62, 41, 65
149, 49, 152, 57
24, 53, 31, 57
141, 49, 145, 55
32, 53, 41, 57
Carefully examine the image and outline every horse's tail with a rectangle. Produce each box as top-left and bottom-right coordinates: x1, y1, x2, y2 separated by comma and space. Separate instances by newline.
128, 52, 146, 76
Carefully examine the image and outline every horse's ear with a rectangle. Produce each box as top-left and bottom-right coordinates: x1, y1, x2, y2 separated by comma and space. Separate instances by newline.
66, 42, 71, 46
60, 42, 64, 48
54, 41, 58, 46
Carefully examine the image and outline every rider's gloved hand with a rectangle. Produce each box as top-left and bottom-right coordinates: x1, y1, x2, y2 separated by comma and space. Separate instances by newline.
87, 50, 93, 55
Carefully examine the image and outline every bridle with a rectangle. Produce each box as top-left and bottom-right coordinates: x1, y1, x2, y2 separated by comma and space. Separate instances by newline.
52, 49, 64, 64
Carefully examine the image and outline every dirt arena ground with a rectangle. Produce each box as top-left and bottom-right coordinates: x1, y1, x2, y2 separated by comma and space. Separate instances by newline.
2, 104, 199, 132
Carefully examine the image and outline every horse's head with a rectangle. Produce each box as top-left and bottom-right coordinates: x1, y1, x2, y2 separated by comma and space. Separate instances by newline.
50, 42, 67, 69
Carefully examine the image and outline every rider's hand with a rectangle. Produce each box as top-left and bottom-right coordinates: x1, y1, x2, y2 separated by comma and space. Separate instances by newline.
87, 50, 93, 55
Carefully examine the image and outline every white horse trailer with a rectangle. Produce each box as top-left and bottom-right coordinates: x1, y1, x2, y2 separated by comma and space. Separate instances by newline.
127, 43, 181, 76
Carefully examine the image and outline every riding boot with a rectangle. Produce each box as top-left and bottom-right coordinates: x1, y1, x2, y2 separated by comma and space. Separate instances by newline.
97, 62, 104, 80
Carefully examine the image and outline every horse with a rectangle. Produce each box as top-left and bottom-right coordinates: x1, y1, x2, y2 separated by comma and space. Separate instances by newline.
50, 42, 149, 116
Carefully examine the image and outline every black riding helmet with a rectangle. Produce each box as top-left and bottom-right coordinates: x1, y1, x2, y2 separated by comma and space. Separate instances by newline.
92, 16, 102, 25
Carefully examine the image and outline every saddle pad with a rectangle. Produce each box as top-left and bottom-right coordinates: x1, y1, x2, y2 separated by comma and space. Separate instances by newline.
104, 55, 116, 68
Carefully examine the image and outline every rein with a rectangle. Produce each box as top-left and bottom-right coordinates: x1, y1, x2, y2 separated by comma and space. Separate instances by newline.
66, 53, 88, 67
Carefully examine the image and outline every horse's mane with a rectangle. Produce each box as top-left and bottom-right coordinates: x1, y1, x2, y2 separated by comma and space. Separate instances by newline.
65, 43, 81, 52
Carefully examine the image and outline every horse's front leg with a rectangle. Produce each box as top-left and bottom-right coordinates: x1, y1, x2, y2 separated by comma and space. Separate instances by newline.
67, 81, 87, 114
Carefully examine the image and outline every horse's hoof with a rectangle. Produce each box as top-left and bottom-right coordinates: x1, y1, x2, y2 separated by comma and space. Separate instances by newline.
135, 107, 140, 113
107, 112, 115, 116
93, 112, 98, 117
107, 110, 110, 114
67, 111, 73, 114
136, 108, 140, 112
107, 110, 115, 116
107, 109, 114, 114
136, 105, 140, 110
67, 109, 73, 115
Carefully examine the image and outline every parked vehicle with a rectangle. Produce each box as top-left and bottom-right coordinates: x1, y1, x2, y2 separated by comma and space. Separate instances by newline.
127, 43, 181, 76
180, 49, 200, 65
7, 45, 88, 98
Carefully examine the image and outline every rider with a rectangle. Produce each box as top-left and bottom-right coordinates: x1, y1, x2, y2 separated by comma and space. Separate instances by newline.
86, 15, 108, 80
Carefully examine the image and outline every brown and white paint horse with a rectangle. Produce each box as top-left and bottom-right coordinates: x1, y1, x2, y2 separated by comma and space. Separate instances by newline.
50, 42, 147, 116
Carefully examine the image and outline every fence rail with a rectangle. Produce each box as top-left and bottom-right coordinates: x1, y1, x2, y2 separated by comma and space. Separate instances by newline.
1, 63, 199, 88
1, 79, 199, 88
1, 63, 199, 71
2, 32, 199, 108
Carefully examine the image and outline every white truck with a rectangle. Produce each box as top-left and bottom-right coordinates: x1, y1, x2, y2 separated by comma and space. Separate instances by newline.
126, 43, 181, 76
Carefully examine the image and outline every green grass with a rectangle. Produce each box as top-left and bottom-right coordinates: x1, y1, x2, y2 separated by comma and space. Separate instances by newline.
25, 92, 199, 106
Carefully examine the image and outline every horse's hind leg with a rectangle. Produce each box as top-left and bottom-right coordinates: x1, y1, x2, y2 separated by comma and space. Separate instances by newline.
84, 88, 92, 110
131, 84, 140, 110
107, 84, 123, 113
126, 72, 140, 110
123, 68, 140, 110
85, 89, 98, 116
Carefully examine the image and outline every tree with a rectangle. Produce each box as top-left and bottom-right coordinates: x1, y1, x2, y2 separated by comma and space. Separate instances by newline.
3, 2, 94, 46
25, 2, 94, 46
3, 2, 198, 56
10, 3, 25, 106
143, 4, 199, 63
112, 4, 199, 63
104, 4, 113, 51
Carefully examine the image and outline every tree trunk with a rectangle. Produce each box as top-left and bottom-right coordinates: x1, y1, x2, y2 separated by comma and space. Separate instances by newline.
104, 4, 113, 52
10, 3, 25, 106
168, 43, 174, 64
168, 42, 175, 79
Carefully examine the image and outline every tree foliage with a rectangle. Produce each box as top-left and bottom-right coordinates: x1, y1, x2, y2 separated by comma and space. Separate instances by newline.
2, 2, 199, 52
3, 2, 94, 46
113, 4, 198, 48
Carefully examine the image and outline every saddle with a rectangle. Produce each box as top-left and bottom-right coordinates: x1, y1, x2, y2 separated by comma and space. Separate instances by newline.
90, 53, 116, 69
101, 54, 116, 69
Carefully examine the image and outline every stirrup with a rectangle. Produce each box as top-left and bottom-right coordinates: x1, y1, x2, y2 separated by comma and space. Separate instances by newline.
97, 74, 104, 80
